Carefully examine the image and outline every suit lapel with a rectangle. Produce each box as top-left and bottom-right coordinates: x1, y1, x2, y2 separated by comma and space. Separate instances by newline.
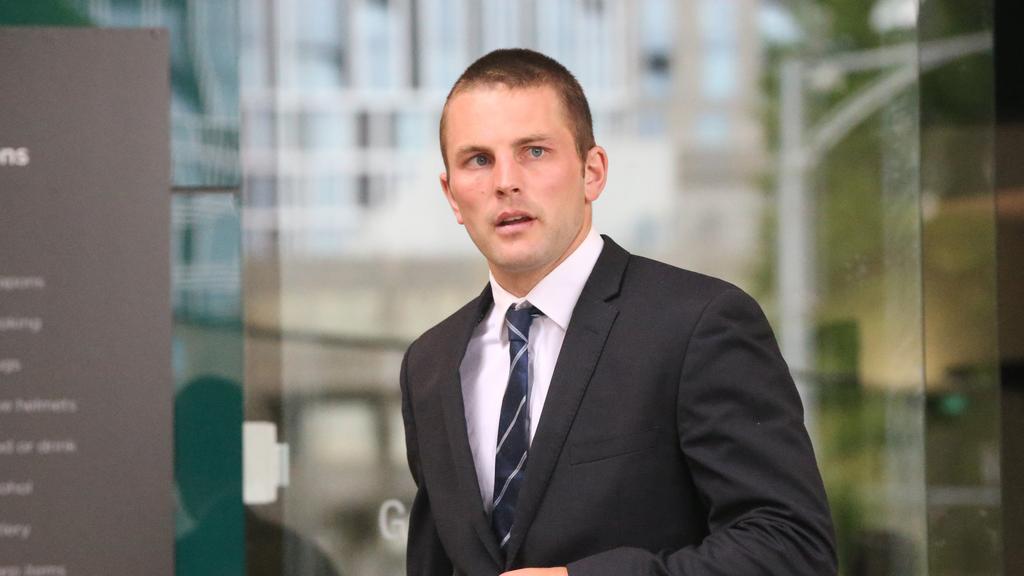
504, 237, 630, 567
438, 285, 505, 567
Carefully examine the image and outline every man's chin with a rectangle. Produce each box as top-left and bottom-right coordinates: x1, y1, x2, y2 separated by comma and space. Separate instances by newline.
487, 253, 547, 278
491, 258, 540, 274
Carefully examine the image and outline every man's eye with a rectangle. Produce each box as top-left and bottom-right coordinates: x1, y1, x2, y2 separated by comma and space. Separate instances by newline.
471, 155, 489, 166
528, 147, 545, 158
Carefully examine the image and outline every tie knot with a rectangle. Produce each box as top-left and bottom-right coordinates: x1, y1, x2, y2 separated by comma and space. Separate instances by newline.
505, 304, 540, 344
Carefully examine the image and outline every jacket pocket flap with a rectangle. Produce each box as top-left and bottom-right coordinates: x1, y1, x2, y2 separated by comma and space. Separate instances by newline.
570, 429, 659, 465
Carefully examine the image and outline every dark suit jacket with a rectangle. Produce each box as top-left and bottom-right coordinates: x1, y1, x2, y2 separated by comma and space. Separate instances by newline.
400, 236, 836, 575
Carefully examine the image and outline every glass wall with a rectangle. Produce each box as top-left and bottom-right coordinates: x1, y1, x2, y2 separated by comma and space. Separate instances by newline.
919, 0, 1002, 574
172, 193, 245, 576
237, 1, 1002, 574
4, 0, 1011, 574
774, 3, 930, 572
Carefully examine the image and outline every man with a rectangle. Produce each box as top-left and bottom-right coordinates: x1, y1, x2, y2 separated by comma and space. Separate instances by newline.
400, 48, 836, 576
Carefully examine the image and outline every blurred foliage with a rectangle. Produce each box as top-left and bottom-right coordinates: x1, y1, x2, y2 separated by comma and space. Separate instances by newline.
918, 1, 1002, 567
758, 0, 1000, 574
798, 0, 887, 50
813, 366, 949, 574
924, 369, 1002, 575
918, 0, 994, 130
755, 2, 907, 311
758, 2, 930, 574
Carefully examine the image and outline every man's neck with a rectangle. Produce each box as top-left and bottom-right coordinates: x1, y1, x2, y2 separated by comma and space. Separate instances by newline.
491, 224, 592, 297
491, 268, 546, 299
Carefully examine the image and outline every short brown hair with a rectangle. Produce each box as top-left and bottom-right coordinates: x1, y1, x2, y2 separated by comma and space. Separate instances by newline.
439, 48, 595, 171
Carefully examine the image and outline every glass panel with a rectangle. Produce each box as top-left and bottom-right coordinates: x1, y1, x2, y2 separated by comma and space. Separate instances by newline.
172, 192, 245, 576
235, 1, 991, 575
777, 6, 930, 574
995, 1, 1024, 571
918, 0, 1003, 573
0, 0, 241, 188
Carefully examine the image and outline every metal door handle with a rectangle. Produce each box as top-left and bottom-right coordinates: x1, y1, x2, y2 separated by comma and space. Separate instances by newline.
243, 421, 290, 504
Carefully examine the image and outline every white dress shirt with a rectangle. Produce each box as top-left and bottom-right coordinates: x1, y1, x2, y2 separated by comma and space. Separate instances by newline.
460, 228, 605, 513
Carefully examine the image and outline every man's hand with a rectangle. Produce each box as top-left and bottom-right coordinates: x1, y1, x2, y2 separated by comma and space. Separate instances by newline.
500, 569, 568, 576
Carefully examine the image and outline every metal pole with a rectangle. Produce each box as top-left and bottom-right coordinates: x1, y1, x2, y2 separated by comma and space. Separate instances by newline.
778, 58, 817, 438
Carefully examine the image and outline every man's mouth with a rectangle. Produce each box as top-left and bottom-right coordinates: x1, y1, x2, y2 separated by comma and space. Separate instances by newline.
497, 215, 535, 227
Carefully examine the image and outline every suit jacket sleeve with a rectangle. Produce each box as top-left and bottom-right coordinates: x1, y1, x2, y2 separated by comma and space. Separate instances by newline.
567, 288, 837, 576
401, 347, 455, 576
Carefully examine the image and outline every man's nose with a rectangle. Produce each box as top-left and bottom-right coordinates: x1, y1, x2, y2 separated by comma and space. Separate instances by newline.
493, 155, 522, 195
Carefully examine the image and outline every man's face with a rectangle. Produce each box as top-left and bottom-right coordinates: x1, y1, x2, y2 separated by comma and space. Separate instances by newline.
440, 85, 606, 283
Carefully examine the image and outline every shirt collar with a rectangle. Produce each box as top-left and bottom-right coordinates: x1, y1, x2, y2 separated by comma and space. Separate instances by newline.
488, 228, 604, 332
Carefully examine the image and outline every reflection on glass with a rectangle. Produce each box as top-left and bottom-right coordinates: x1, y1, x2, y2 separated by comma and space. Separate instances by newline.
172, 193, 244, 575
175, 375, 244, 576
0, 0, 241, 187
919, 0, 1002, 574
238, 2, 997, 575
767, 3, 929, 573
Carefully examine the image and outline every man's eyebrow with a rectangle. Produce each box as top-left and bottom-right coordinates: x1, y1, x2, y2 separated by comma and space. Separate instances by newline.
513, 134, 554, 146
453, 135, 555, 158
454, 144, 490, 158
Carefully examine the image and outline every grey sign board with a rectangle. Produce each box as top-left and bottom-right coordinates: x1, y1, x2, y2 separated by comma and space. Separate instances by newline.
0, 28, 172, 574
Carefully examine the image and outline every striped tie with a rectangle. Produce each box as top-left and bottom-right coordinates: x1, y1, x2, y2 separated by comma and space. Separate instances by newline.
491, 303, 540, 551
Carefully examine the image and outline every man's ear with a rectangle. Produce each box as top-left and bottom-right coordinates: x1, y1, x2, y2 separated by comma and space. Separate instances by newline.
583, 145, 608, 203
440, 171, 464, 225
